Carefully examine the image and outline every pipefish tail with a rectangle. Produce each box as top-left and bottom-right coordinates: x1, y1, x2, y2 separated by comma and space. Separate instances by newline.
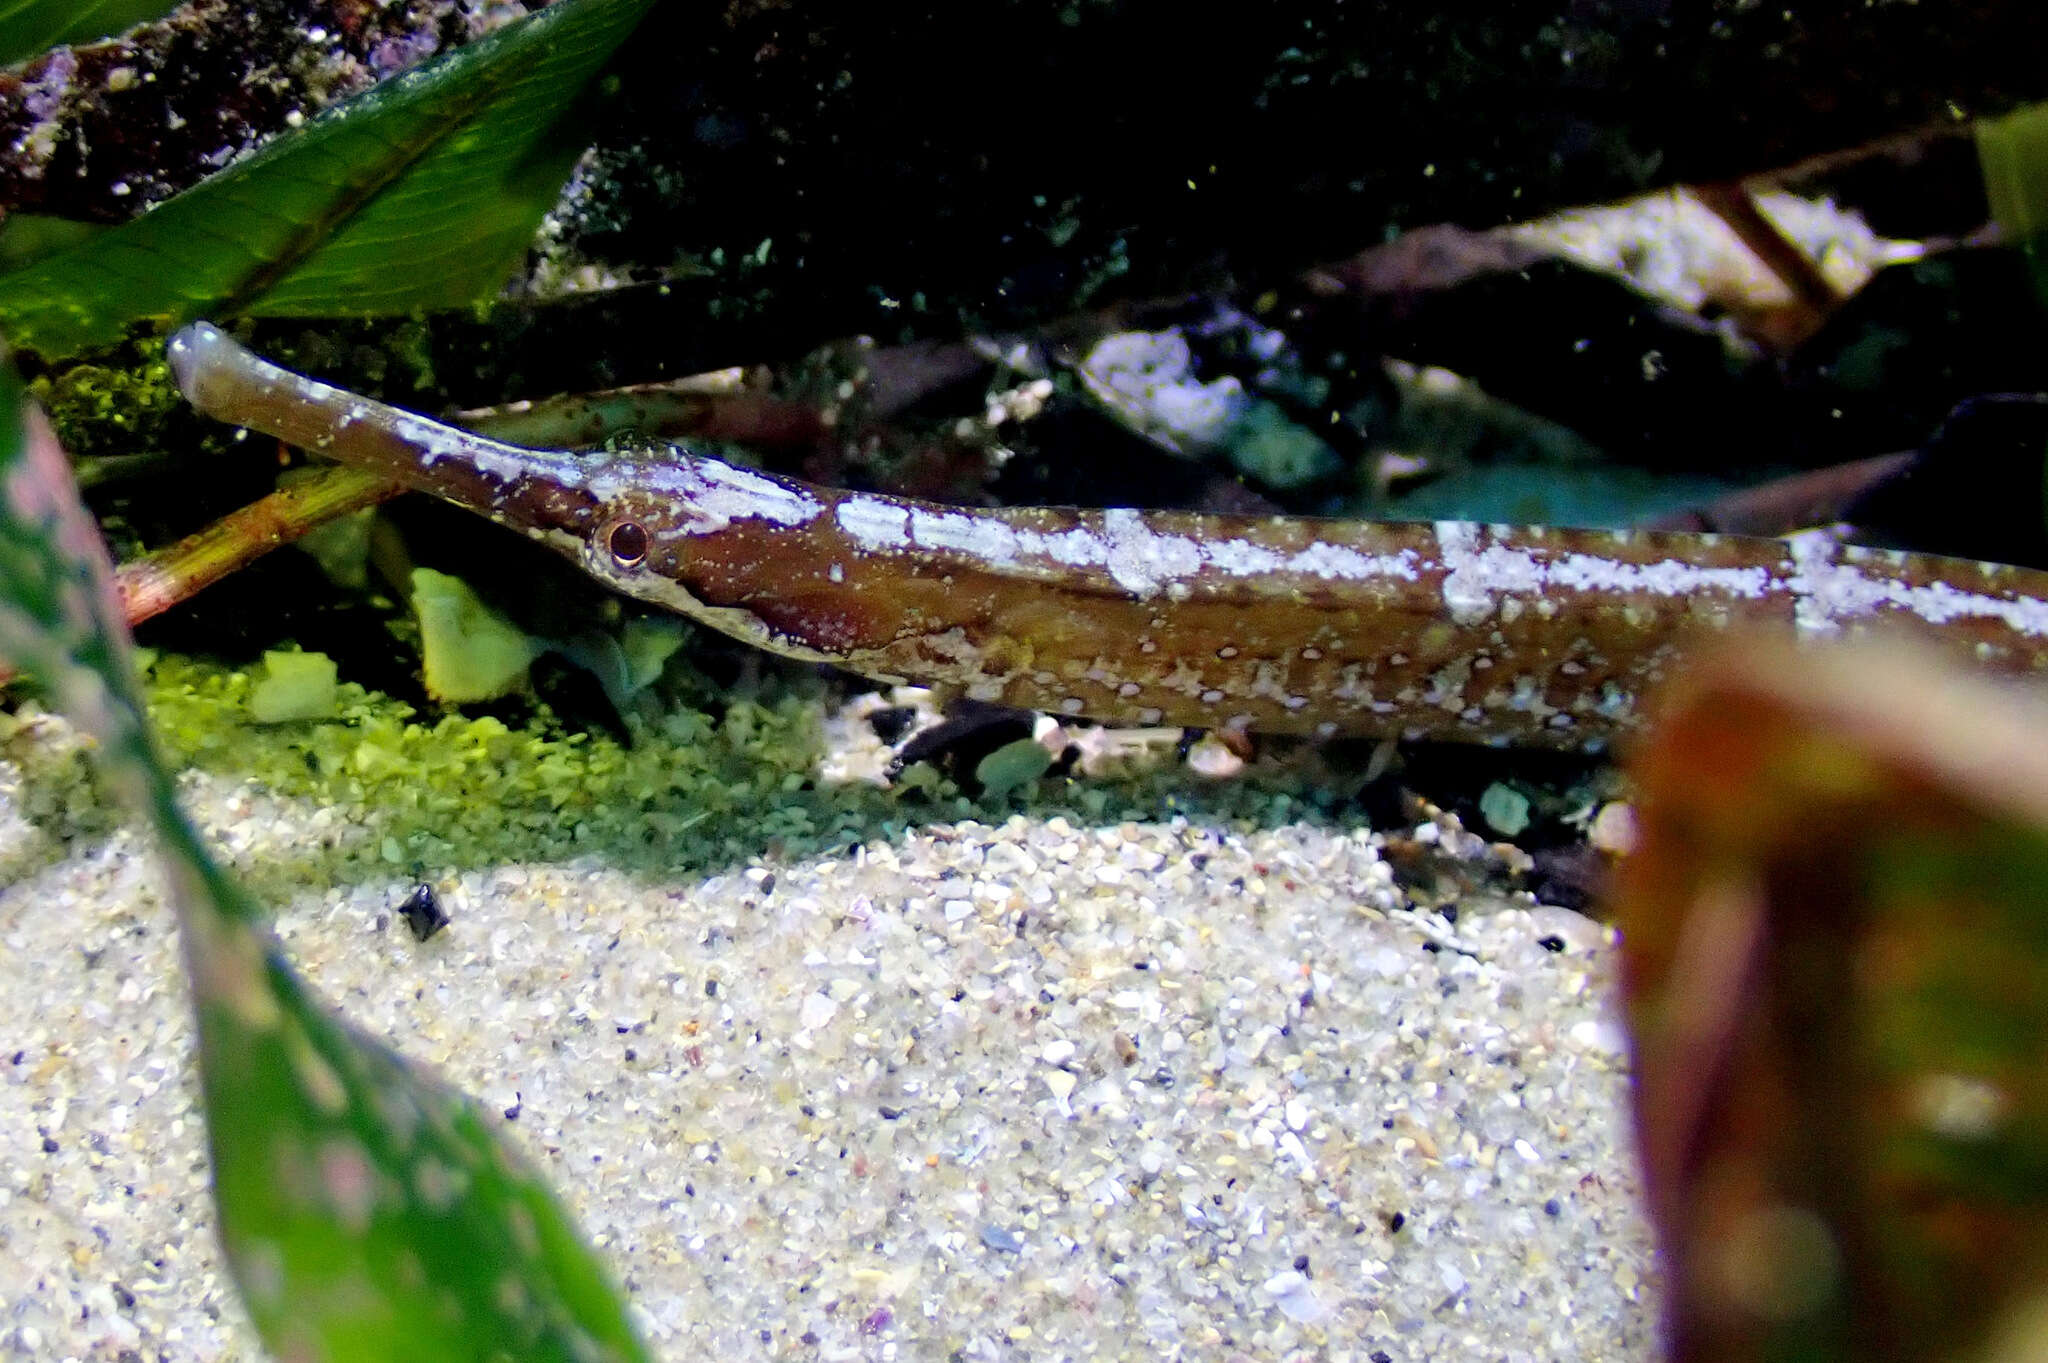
168, 322, 2048, 749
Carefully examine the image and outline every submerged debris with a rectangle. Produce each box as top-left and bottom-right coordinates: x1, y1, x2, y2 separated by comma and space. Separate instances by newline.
396, 883, 448, 942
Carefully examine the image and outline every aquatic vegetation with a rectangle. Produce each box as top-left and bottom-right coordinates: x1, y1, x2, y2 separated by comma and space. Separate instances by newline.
0, 0, 178, 66
0, 0, 658, 359
246, 647, 338, 724
0, 347, 651, 1359
1619, 640, 2048, 1361
142, 651, 836, 875
1978, 100, 2048, 305
409, 567, 544, 704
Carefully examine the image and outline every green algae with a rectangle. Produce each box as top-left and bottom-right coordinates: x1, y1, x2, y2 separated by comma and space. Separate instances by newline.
144, 651, 846, 880
131, 648, 1353, 898
30, 342, 184, 461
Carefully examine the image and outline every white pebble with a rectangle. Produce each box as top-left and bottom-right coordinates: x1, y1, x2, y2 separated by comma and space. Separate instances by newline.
1588, 801, 1639, 855
1261, 1271, 1327, 1323
1278, 1131, 1315, 1174
799, 993, 838, 1030
1568, 1016, 1629, 1059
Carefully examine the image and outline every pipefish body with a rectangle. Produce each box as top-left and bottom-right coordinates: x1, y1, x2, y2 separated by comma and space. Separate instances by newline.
167, 322, 2048, 750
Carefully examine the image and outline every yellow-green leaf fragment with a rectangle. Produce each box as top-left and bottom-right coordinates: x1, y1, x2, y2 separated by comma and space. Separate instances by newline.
0, 0, 657, 358
620, 616, 688, 695
248, 648, 339, 723
1977, 100, 2048, 309
411, 566, 542, 703
0, 355, 651, 1361
1979, 101, 2048, 246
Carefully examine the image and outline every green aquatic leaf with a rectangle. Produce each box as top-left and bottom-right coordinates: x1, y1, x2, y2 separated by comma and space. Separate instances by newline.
193, 913, 653, 1363
247, 648, 339, 723
1977, 100, 2048, 310
0, 0, 177, 66
1979, 101, 2048, 245
0, 215, 107, 275
411, 565, 543, 703
0, 0, 656, 358
0, 357, 649, 1360
974, 737, 1054, 800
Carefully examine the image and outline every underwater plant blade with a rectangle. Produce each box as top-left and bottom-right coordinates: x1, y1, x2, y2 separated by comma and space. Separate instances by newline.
1977, 100, 2048, 312
0, 344, 158, 787
0, 0, 177, 66
198, 949, 650, 1363
245, 0, 652, 317
0, 214, 107, 275
0, 357, 650, 1360
0, 0, 655, 358
1614, 638, 2048, 1363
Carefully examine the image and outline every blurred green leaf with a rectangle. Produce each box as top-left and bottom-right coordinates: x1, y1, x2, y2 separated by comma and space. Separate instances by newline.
0, 214, 107, 275
1977, 100, 2048, 309
0, 0, 656, 359
0, 0, 177, 65
1979, 102, 2048, 243
0, 356, 649, 1360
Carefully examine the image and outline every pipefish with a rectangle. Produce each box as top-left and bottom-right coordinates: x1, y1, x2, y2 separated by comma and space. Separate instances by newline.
168, 322, 2048, 749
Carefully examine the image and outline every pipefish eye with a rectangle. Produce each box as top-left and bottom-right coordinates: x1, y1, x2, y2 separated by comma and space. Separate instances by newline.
606, 519, 650, 569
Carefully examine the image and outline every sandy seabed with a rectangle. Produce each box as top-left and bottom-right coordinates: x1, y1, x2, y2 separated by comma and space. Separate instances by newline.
0, 698, 1658, 1362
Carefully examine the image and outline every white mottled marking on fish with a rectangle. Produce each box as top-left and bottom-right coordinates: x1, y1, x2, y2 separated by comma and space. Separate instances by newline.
829, 493, 1419, 599
1784, 531, 2048, 639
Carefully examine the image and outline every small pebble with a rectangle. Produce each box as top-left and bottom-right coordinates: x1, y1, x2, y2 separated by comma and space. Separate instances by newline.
1263, 1271, 1328, 1324
1588, 801, 1639, 855
1569, 1016, 1629, 1059
396, 884, 448, 942
799, 993, 838, 1030
1478, 782, 1531, 837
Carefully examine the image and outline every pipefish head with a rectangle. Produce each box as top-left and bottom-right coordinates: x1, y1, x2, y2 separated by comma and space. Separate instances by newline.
569, 450, 828, 600
168, 324, 834, 610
